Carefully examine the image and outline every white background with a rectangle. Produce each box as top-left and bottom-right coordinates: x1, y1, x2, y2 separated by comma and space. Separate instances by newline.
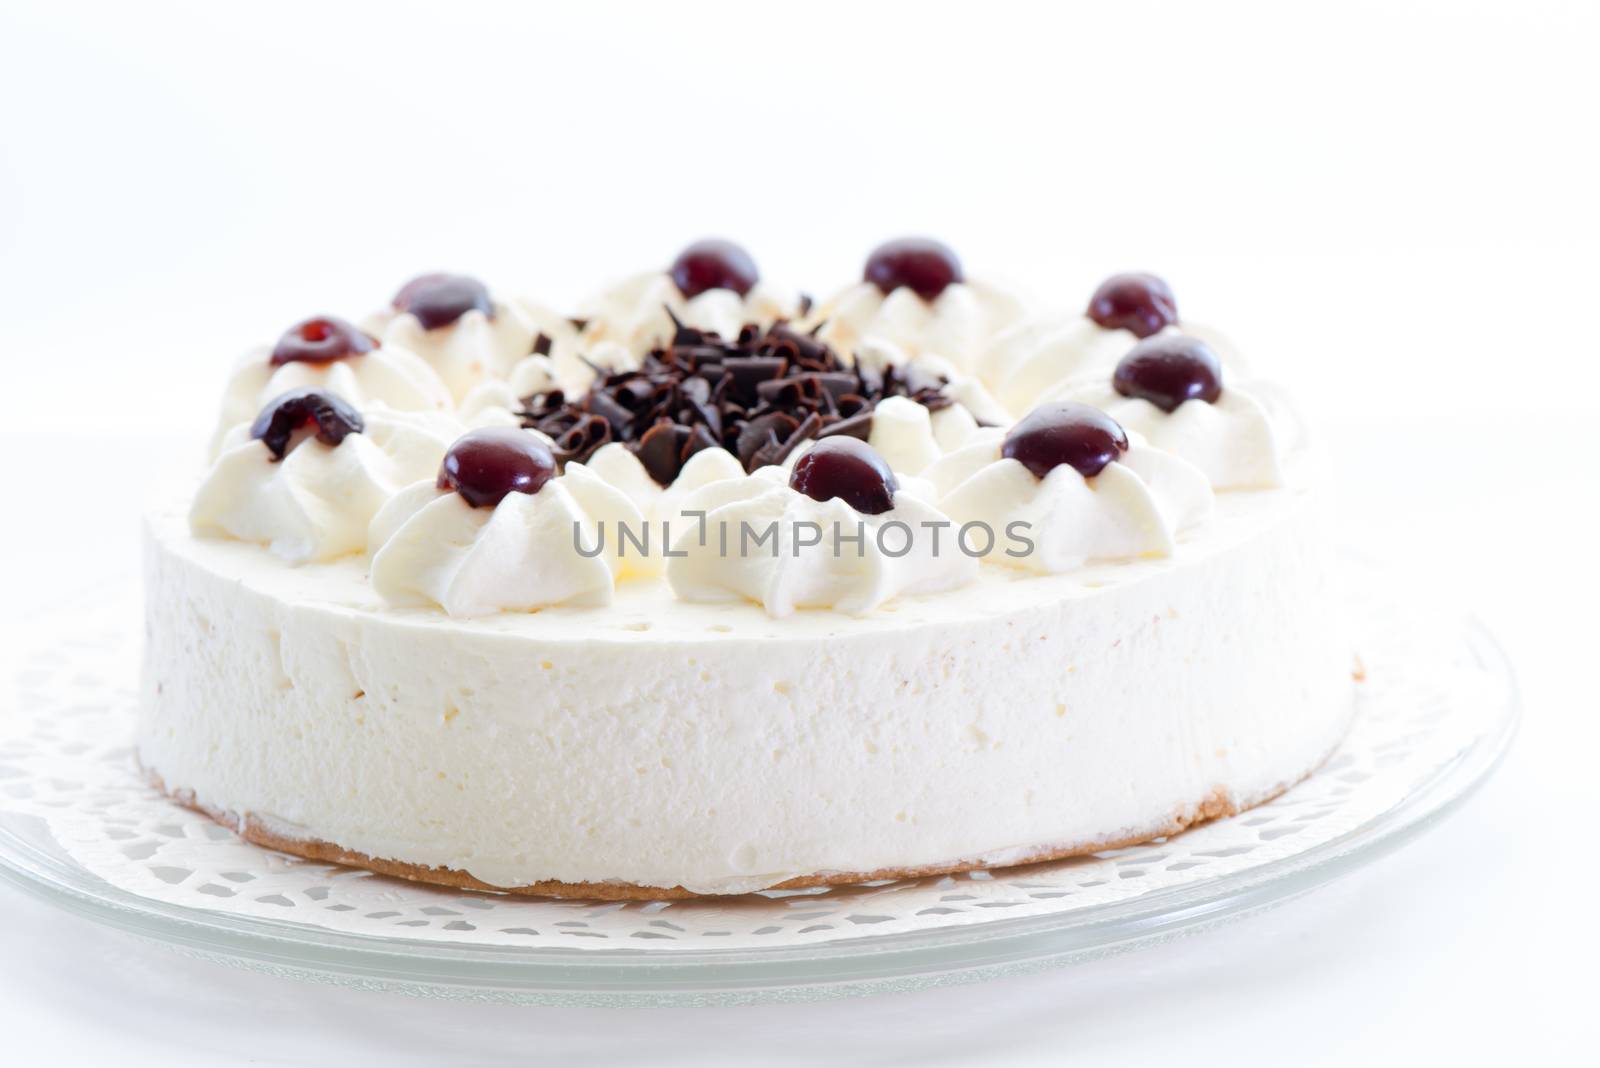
1, 1, 1597, 1064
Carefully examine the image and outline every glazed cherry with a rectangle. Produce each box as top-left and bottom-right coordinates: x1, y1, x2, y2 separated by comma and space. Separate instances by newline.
249, 388, 365, 460
1113, 334, 1223, 413
1002, 401, 1129, 479
393, 273, 494, 330
670, 239, 759, 299
863, 237, 964, 301
437, 427, 557, 509
789, 437, 898, 515
269, 316, 377, 366
1086, 272, 1178, 339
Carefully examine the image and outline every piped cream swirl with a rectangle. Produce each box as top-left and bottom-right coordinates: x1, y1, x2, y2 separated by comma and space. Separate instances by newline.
925, 434, 1214, 573
980, 315, 1246, 420
1047, 379, 1288, 490
579, 444, 748, 576
368, 462, 643, 618
210, 344, 451, 459
366, 295, 577, 403
852, 339, 1008, 475
191, 406, 459, 564
805, 279, 1025, 373
666, 468, 977, 617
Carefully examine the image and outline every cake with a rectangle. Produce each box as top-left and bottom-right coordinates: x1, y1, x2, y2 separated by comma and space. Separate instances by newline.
139, 239, 1355, 899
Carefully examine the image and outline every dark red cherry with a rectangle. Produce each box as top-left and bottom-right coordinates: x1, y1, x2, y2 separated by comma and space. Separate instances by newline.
269, 316, 377, 366
863, 238, 964, 301
1113, 335, 1223, 413
1002, 401, 1129, 479
1086, 273, 1178, 338
393, 273, 494, 330
670, 239, 759, 299
789, 437, 898, 515
249, 388, 365, 460
437, 427, 556, 508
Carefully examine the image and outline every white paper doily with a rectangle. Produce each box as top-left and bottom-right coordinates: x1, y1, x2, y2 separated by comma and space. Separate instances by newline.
0, 571, 1514, 1004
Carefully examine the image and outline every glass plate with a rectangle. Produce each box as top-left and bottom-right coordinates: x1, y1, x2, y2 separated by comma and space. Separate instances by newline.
0, 572, 1516, 1006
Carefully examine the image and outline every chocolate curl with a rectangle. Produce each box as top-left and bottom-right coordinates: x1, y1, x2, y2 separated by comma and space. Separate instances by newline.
516, 319, 955, 485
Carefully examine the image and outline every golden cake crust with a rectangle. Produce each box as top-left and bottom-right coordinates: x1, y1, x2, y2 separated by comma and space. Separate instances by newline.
150, 771, 1305, 901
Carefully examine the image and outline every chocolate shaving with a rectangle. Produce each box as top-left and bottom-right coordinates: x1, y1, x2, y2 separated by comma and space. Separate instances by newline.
532, 332, 553, 356
816, 411, 873, 441
517, 317, 954, 486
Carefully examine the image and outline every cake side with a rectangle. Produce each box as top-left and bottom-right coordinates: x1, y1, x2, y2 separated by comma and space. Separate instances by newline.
138, 488, 1353, 896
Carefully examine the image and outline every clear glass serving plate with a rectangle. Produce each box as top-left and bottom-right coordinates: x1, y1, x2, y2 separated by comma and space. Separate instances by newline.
0, 572, 1516, 1005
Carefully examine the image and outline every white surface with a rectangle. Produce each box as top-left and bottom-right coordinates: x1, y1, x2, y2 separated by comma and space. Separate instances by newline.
1, 0, 1596, 1063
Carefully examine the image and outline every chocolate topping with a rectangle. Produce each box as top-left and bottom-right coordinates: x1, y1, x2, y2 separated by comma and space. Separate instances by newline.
517, 313, 954, 487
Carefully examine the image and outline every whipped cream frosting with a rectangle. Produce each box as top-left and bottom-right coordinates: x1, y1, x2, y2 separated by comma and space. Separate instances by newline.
1050, 379, 1288, 491
980, 315, 1247, 420
848, 338, 1007, 476
194, 265, 1290, 608
666, 467, 977, 617
210, 344, 451, 458
579, 444, 748, 575
865, 396, 946, 477
455, 354, 561, 430
926, 434, 1214, 573
366, 295, 575, 403
369, 462, 643, 618
191, 406, 460, 564
806, 279, 1025, 373
577, 271, 802, 356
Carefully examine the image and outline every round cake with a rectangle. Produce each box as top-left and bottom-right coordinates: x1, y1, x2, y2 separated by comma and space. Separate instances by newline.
139, 241, 1355, 898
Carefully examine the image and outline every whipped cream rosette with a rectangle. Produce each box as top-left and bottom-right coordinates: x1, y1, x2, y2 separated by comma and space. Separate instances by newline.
191, 392, 460, 564
210, 316, 451, 458
848, 338, 1007, 474
369, 428, 643, 618
804, 238, 1025, 373
982, 315, 1145, 419
576, 240, 802, 358
926, 401, 1213, 573
979, 272, 1245, 420
1047, 333, 1287, 490
864, 395, 1002, 478
862, 396, 946, 478
364, 273, 577, 402
578, 443, 747, 577
667, 440, 976, 618
455, 353, 562, 430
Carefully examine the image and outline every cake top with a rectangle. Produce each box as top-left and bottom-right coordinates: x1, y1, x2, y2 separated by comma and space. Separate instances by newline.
193, 238, 1302, 618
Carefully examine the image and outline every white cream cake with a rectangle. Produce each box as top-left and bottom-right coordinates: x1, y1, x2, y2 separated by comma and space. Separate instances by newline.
139, 241, 1355, 898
